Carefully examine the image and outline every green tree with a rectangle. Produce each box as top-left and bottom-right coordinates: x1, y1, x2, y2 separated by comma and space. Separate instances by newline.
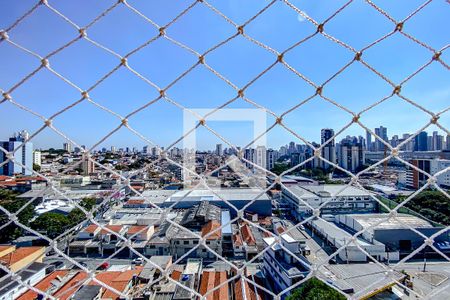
0, 190, 35, 242
33, 163, 41, 172
286, 278, 346, 300
30, 212, 71, 238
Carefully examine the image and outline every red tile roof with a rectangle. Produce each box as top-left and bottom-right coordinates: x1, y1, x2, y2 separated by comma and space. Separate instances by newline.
127, 225, 148, 235
53, 271, 88, 300
0, 246, 44, 267
201, 221, 221, 240
100, 225, 123, 235
199, 271, 229, 300
233, 233, 243, 247
234, 276, 266, 300
83, 224, 99, 234
17, 270, 69, 300
89, 269, 142, 300
125, 199, 145, 205
171, 270, 182, 281
241, 225, 256, 246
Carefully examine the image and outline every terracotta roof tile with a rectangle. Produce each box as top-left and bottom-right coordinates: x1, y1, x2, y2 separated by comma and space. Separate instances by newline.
127, 225, 148, 235
199, 271, 229, 300
83, 224, 99, 234
0, 246, 44, 267
53, 271, 88, 300
201, 221, 221, 240
240, 225, 256, 246
17, 270, 69, 300
100, 225, 123, 235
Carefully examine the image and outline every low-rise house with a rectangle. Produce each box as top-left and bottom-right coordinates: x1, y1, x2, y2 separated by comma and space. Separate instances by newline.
77, 224, 100, 240
262, 232, 311, 295
200, 221, 222, 259
0, 246, 46, 273
17, 269, 70, 300
0, 262, 47, 300
198, 271, 229, 300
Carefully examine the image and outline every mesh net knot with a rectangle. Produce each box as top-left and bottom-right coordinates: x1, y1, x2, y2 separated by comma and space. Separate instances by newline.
2, 92, 11, 100
317, 23, 324, 33
0, 30, 8, 41
121, 118, 129, 126
79, 28, 87, 38
427, 177, 437, 185
395, 22, 404, 32
159, 27, 166, 36
313, 149, 321, 157
277, 53, 284, 63
9, 213, 18, 223
431, 115, 439, 124
5, 152, 14, 160
391, 148, 399, 156
354, 51, 362, 61
237, 26, 244, 35
315, 86, 323, 95
121, 57, 128, 67
44, 119, 52, 126
393, 85, 402, 95
313, 208, 320, 217
41, 58, 49, 68
432, 51, 442, 61
198, 55, 205, 64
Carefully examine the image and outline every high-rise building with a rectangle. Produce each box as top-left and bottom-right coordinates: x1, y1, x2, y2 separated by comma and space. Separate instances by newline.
244, 148, 256, 169
63, 142, 72, 153
215, 144, 223, 156
374, 126, 388, 152
406, 158, 450, 189
288, 141, 296, 155
111, 146, 117, 153
142, 145, 149, 155
81, 155, 95, 175
320, 129, 336, 169
366, 130, 372, 151
255, 146, 267, 169
32, 150, 41, 167
0, 130, 33, 176
338, 140, 365, 173
414, 131, 428, 151
266, 149, 276, 170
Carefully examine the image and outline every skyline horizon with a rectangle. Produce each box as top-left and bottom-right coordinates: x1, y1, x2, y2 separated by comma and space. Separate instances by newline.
3, 125, 448, 152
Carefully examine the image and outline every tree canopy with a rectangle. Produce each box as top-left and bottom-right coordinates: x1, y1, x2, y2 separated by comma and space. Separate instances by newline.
286, 278, 346, 300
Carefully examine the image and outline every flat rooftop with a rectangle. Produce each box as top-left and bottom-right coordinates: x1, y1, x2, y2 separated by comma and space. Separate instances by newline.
312, 218, 372, 246
345, 213, 434, 230
302, 185, 373, 197
168, 188, 270, 202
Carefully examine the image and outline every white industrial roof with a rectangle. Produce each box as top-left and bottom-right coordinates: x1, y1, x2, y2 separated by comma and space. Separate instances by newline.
347, 213, 433, 230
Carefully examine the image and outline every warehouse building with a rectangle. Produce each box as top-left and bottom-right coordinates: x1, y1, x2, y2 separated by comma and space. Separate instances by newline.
129, 188, 272, 216
283, 184, 378, 219
335, 214, 449, 255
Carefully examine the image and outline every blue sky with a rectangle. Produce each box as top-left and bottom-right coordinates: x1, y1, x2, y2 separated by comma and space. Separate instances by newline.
0, 0, 449, 151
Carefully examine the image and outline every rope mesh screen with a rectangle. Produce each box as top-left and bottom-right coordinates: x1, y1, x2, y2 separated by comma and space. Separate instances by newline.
0, 0, 449, 299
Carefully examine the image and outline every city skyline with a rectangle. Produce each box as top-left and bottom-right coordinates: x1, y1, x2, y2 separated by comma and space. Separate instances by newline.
2, 127, 448, 152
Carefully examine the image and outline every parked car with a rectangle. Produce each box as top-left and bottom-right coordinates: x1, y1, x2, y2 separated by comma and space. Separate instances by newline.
132, 257, 144, 265
97, 262, 109, 270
